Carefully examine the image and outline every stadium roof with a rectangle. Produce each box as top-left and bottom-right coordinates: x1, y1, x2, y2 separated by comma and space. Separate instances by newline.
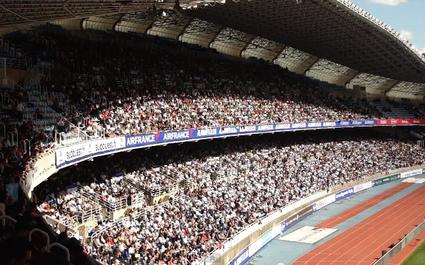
0, 0, 176, 33
1, 0, 425, 99
184, 1, 425, 82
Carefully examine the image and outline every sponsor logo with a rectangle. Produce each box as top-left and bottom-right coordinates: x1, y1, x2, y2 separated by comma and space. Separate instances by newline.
65, 146, 86, 160
95, 141, 117, 152
127, 134, 156, 145
400, 169, 423, 179
351, 120, 363, 125
163, 131, 191, 141
322, 121, 336, 127
57, 138, 125, 166
234, 249, 249, 265
239, 125, 256, 132
313, 195, 336, 211
373, 175, 399, 186
257, 124, 274, 131
285, 214, 299, 227
364, 120, 375, 125
307, 122, 322, 127
275, 123, 291, 130
219, 127, 238, 134
292, 123, 306, 129
196, 128, 217, 137
353, 181, 372, 193
281, 221, 287, 232
339, 121, 351, 126
335, 188, 354, 200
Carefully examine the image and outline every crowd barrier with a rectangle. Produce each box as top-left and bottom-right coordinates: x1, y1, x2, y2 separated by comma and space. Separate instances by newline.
373, 219, 425, 265
206, 166, 424, 265
24, 118, 425, 197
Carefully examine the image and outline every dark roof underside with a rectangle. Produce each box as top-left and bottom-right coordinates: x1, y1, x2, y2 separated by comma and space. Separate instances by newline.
186, 0, 425, 83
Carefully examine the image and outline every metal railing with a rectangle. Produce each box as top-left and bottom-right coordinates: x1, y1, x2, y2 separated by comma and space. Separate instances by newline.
0, 215, 17, 238
44, 214, 79, 232
0, 122, 5, 138
20, 139, 31, 156
48, 243, 71, 262
373, 219, 425, 265
81, 189, 128, 212
55, 122, 90, 146
28, 228, 50, 251
28, 228, 72, 263
0, 92, 10, 108
80, 206, 102, 224
7, 130, 18, 146
130, 192, 145, 207
89, 203, 163, 239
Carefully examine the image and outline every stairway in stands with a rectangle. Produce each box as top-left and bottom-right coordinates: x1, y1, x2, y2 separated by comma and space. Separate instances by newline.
21, 82, 63, 132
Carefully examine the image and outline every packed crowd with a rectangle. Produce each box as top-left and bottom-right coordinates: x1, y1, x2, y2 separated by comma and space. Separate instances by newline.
1, 28, 424, 265
34, 132, 425, 265
36, 164, 146, 226
1, 38, 92, 265
7, 29, 387, 137
0, 85, 58, 207
38, 188, 100, 225
81, 177, 138, 204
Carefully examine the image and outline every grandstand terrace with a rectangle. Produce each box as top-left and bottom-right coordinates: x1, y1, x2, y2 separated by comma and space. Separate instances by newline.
1, 1, 425, 265
32, 131, 425, 264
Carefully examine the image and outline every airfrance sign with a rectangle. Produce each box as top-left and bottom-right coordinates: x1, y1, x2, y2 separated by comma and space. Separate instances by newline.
55, 119, 425, 169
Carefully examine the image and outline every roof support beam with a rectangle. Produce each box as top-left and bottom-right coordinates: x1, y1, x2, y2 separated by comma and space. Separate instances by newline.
333, 69, 360, 87
112, 15, 125, 32
343, 71, 360, 87
239, 36, 256, 57
302, 56, 320, 75
81, 17, 89, 30
144, 18, 156, 34
208, 26, 224, 48
272, 46, 286, 64
383, 80, 400, 95
177, 17, 193, 40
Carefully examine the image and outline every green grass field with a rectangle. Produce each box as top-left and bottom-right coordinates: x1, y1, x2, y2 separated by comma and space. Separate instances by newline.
402, 240, 425, 265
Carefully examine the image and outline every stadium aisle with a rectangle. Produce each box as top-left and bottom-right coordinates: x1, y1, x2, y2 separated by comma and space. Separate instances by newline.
248, 175, 425, 265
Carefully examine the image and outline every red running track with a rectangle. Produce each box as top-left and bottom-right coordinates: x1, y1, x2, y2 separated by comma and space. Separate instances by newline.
293, 185, 425, 265
318, 183, 412, 228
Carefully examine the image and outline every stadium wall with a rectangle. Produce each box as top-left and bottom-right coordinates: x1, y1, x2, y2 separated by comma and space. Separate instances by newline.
206, 165, 424, 265
24, 118, 425, 197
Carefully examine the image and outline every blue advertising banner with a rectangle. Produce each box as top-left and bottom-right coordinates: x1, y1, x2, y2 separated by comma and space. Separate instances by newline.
218, 127, 239, 135
126, 133, 157, 147
195, 128, 218, 138
229, 248, 250, 265
122, 120, 377, 150
161, 129, 193, 142
57, 119, 383, 168
256, 124, 275, 131
335, 187, 354, 200
338, 121, 352, 127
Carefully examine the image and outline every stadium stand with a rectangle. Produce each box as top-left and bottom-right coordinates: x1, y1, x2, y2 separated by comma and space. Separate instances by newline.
33, 131, 425, 264
0, 2, 425, 264
2, 29, 414, 140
